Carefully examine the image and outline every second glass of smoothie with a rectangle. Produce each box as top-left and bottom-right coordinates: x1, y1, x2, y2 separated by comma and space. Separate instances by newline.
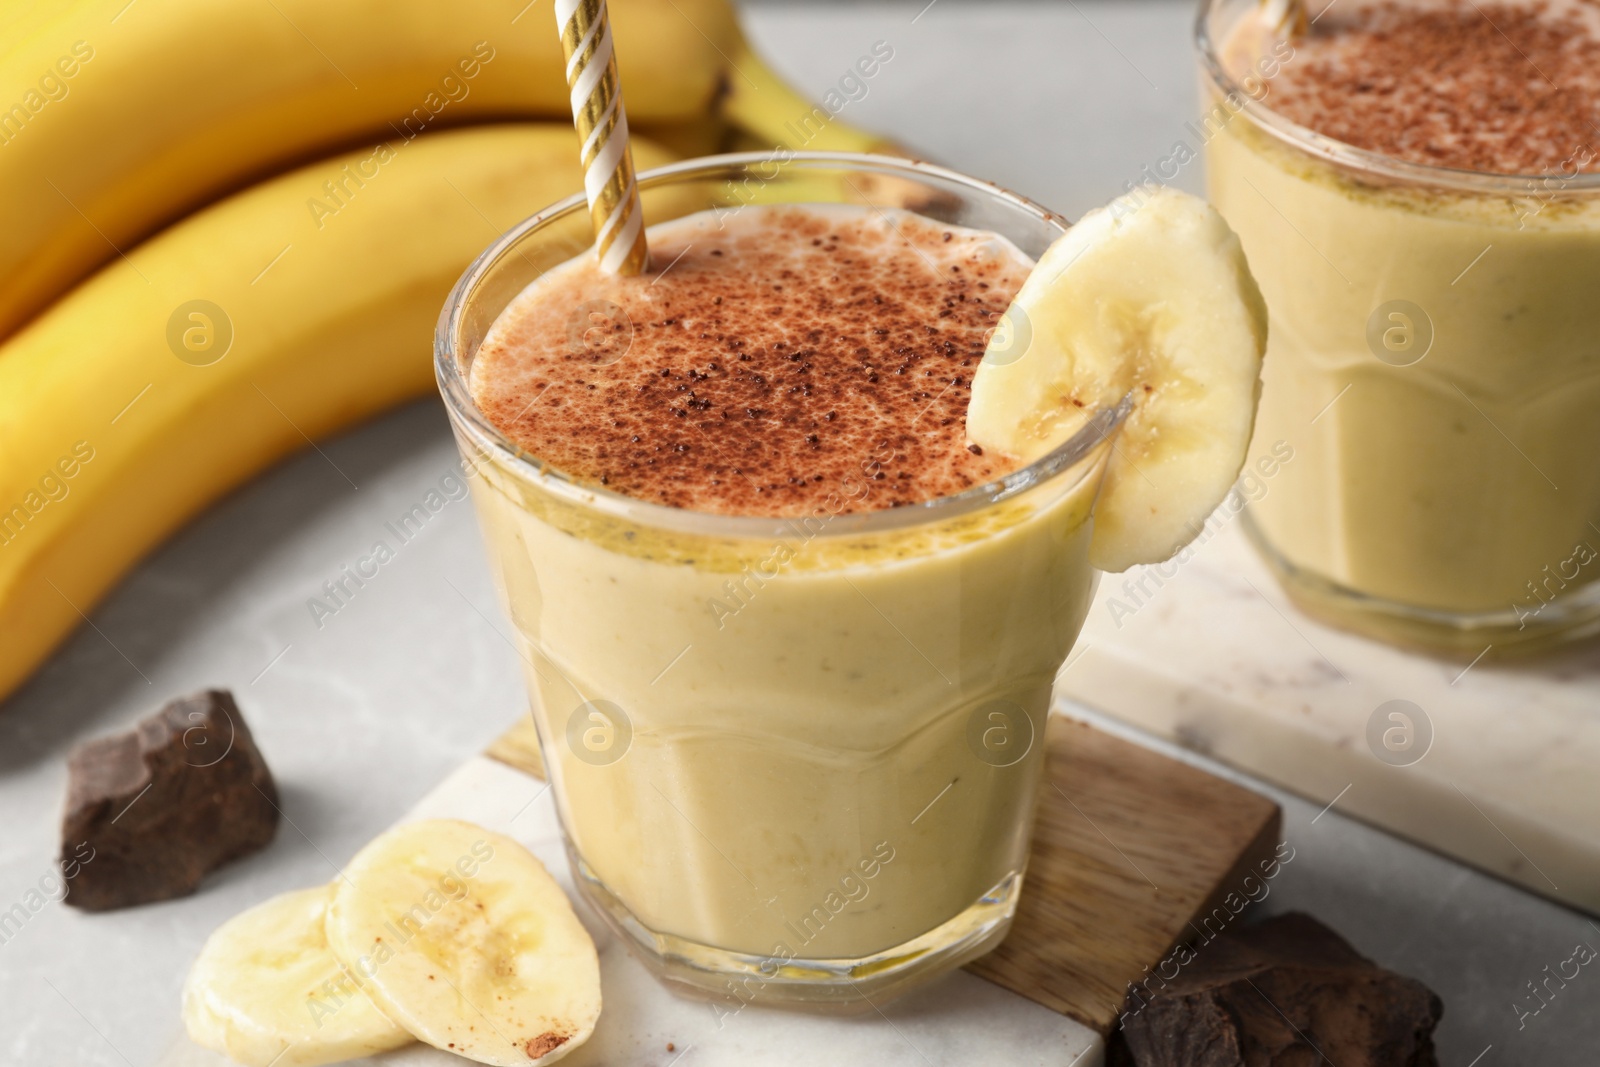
436, 154, 1120, 1008
1200, 0, 1600, 652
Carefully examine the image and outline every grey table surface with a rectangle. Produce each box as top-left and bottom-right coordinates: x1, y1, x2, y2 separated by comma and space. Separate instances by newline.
3, 1, 1596, 1064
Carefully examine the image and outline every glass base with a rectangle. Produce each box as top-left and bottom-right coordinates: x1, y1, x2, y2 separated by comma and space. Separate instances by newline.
567, 843, 1022, 1013
1242, 512, 1600, 657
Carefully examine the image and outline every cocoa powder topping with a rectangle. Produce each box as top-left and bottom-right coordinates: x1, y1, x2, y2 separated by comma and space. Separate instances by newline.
470, 205, 1032, 516
1263, 0, 1600, 174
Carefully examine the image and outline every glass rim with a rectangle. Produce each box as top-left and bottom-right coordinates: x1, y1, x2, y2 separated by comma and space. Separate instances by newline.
1194, 0, 1600, 193
435, 150, 1124, 541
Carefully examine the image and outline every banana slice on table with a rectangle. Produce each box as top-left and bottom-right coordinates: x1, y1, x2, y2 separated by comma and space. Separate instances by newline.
182, 885, 413, 1067
325, 819, 601, 1066
966, 186, 1267, 573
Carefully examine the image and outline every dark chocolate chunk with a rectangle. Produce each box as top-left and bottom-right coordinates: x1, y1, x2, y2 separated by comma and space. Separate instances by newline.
1114, 912, 1442, 1067
61, 689, 278, 911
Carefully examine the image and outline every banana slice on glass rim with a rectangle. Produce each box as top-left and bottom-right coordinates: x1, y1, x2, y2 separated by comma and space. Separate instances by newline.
182, 885, 413, 1067
325, 819, 602, 1067
967, 186, 1268, 573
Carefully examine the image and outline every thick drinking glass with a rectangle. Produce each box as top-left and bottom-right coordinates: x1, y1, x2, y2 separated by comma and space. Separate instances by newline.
1199, 0, 1600, 653
436, 153, 1118, 1007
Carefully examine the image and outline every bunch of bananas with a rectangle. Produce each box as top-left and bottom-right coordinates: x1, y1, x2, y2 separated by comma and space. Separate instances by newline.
0, 0, 891, 705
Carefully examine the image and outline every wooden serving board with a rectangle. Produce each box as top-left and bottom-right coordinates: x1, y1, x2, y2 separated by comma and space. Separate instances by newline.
487, 710, 1281, 1037
165, 709, 1280, 1067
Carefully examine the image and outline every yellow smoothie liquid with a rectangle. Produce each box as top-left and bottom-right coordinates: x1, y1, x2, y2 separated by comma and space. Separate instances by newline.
460, 205, 1106, 983
1206, 0, 1600, 647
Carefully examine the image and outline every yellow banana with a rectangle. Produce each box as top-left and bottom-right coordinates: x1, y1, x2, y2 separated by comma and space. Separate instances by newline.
0, 124, 676, 706
634, 114, 734, 160
720, 36, 902, 155
0, 0, 741, 338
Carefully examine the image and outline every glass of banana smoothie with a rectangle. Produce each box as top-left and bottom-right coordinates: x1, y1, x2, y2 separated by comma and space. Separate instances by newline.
1199, 0, 1600, 652
435, 154, 1119, 1007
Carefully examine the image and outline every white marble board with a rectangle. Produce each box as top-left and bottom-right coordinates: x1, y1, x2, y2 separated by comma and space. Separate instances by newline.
1058, 517, 1600, 915
157, 756, 1100, 1067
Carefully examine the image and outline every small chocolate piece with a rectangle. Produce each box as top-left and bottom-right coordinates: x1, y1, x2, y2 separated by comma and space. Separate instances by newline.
1115, 912, 1442, 1067
61, 689, 278, 911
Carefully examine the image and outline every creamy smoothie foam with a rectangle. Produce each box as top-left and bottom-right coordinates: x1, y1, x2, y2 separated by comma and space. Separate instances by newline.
1208, 0, 1600, 638
471, 205, 1024, 513
464, 204, 1104, 965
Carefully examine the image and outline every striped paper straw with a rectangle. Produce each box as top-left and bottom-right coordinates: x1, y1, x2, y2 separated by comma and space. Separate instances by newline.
1261, 0, 1308, 36
555, 0, 649, 275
